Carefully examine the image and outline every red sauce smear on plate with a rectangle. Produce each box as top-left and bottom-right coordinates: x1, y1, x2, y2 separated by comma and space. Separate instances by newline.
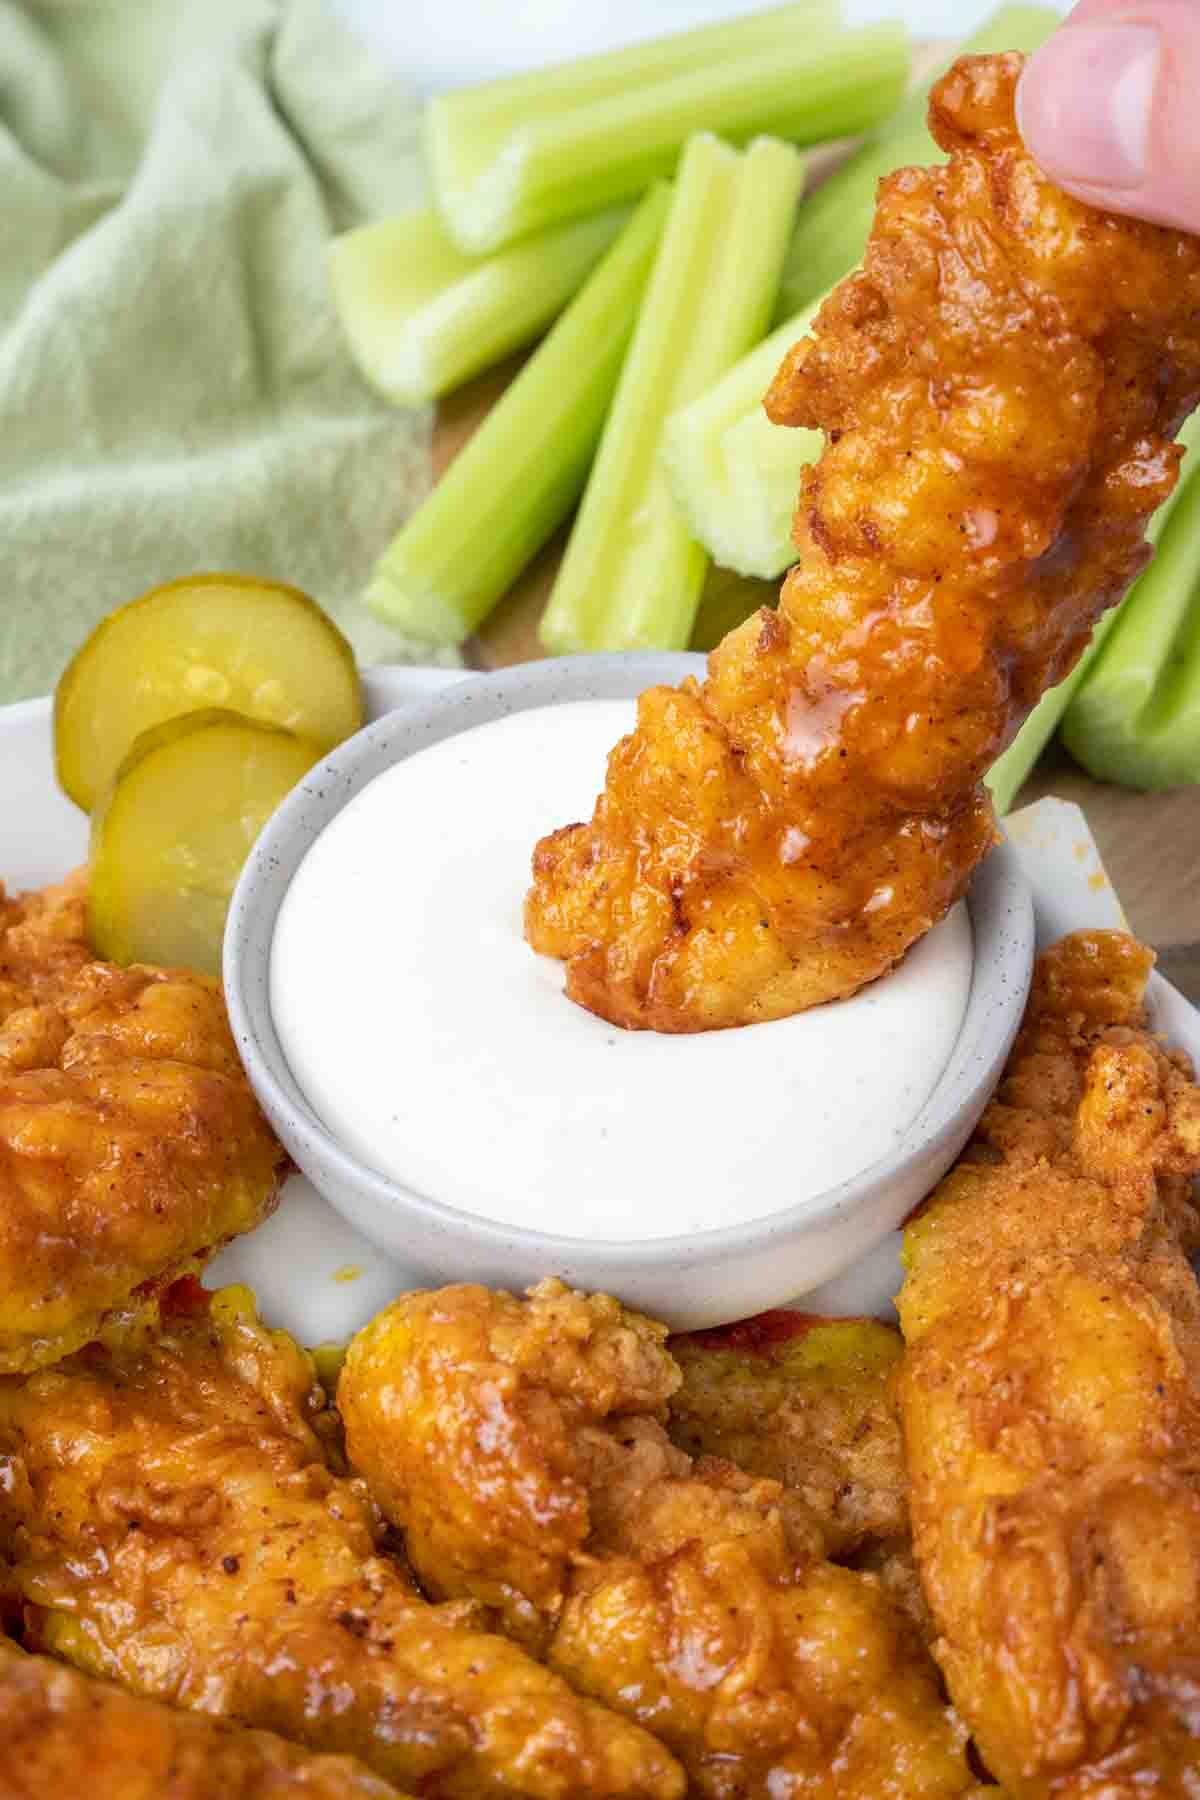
673, 1309, 869, 1356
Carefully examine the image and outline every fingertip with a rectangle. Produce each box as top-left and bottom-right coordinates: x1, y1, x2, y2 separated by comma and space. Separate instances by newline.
1015, 25, 1159, 191
1014, 44, 1046, 162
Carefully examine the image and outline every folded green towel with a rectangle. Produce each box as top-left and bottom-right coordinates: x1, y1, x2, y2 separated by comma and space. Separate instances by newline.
0, 0, 446, 705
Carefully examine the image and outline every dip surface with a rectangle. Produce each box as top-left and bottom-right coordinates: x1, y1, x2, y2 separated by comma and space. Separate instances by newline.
270, 699, 973, 1241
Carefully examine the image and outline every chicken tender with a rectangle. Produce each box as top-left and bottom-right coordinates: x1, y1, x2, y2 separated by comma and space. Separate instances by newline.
0, 872, 94, 1005
0, 874, 284, 1371
0, 1637, 403, 1799
668, 1311, 908, 1556
525, 53, 1200, 1031
344, 1280, 689, 1650
0, 1283, 683, 1800
898, 932, 1200, 1795
340, 1281, 978, 1800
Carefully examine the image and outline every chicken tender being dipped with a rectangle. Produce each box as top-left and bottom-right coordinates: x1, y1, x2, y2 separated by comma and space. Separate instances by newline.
0, 1637, 405, 1800
0, 1283, 683, 1800
0, 874, 284, 1371
526, 53, 1200, 1031
340, 1280, 979, 1800
898, 932, 1200, 1794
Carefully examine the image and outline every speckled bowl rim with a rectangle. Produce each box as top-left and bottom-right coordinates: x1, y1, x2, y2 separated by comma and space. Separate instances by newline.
225, 653, 1035, 1267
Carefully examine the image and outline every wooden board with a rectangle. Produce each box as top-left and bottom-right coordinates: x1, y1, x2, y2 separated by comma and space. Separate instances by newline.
430, 46, 1200, 999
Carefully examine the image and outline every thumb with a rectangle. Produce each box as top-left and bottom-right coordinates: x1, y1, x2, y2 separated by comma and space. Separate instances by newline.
1016, 0, 1200, 235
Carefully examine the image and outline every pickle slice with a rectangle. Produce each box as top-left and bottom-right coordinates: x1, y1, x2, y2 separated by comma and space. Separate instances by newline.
56, 574, 362, 812
89, 710, 322, 977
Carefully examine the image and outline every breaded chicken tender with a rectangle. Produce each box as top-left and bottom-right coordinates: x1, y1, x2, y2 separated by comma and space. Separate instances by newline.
0, 873, 285, 1371
898, 932, 1200, 1795
0, 872, 93, 1004
667, 1316, 935, 1641
0, 1283, 683, 1800
668, 1311, 908, 1556
343, 1280, 688, 1651
340, 1281, 978, 1800
0, 1637, 404, 1799
525, 54, 1200, 1031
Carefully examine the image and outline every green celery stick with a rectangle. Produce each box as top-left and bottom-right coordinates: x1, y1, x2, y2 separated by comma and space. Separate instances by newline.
661, 296, 825, 578
1059, 427, 1200, 791
690, 567, 777, 654
329, 203, 631, 405
429, 2, 842, 129
986, 650, 1110, 816
775, 4, 1058, 319
989, 413, 1200, 808
427, 17, 905, 254
424, 3, 838, 254
540, 133, 806, 655
1142, 575, 1200, 785
364, 186, 670, 647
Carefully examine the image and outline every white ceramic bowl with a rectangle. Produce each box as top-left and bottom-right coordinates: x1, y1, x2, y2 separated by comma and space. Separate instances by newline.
224, 653, 1035, 1328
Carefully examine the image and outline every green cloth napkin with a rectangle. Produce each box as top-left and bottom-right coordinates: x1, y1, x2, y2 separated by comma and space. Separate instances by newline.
0, 0, 447, 705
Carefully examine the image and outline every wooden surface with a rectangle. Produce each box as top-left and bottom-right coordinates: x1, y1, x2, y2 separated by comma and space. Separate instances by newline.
430, 48, 1200, 1001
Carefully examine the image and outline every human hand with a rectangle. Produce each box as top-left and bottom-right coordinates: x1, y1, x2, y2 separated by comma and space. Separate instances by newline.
1017, 0, 1200, 234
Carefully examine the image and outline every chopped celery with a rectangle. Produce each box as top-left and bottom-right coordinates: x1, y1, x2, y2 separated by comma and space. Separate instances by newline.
329, 203, 631, 405
986, 620, 1120, 815
988, 414, 1200, 807
540, 134, 806, 656
662, 297, 824, 579
364, 186, 669, 648
1059, 435, 1200, 791
427, 16, 906, 254
690, 568, 777, 654
430, 2, 843, 126
775, 4, 1058, 319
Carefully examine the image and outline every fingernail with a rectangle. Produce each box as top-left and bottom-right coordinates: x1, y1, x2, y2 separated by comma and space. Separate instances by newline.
1017, 24, 1160, 189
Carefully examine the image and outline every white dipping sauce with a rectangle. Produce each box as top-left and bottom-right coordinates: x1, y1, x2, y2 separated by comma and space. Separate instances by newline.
270, 700, 973, 1242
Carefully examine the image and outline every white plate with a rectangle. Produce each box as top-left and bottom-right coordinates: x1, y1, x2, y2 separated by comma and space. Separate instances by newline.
4, 675, 1197, 1339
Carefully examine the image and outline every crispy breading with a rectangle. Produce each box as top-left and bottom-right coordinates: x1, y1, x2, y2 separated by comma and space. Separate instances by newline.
0, 1284, 683, 1800
340, 1280, 978, 1800
344, 1281, 689, 1650
851, 1535, 936, 1648
668, 1312, 908, 1556
0, 1637, 404, 1799
0, 874, 285, 1371
898, 932, 1200, 1794
0, 872, 93, 1007
525, 53, 1200, 1031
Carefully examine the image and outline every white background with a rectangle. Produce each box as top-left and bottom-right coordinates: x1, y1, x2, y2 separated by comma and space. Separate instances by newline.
335, 0, 1069, 92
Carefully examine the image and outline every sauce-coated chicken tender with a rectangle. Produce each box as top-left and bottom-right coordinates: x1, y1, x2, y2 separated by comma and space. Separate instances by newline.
525, 54, 1200, 1032
0, 873, 93, 1005
340, 1281, 979, 1800
0, 875, 284, 1371
899, 932, 1200, 1796
341, 1279, 687, 1651
668, 1311, 908, 1556
0, 1284, 683, 1800
0, 1637, 404, 1799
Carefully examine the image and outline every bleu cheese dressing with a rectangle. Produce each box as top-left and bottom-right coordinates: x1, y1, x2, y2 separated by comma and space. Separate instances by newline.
270, 699, 973, 1242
